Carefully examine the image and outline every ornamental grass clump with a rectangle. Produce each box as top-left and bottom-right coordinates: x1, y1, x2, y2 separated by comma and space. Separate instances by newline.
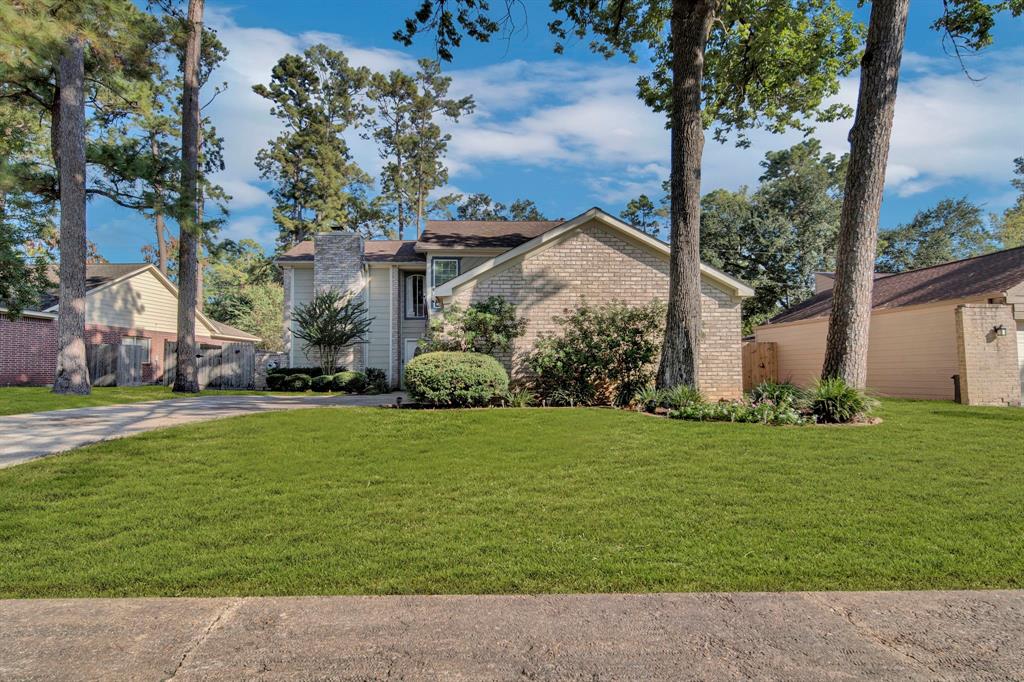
808, 377, 877, 423
404, 352, 509, 407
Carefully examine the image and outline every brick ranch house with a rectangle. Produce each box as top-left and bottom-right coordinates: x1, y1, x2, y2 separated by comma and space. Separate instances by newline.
277, 207, 754, 399
0, 263, 258, 386
755, 246, 1024, 406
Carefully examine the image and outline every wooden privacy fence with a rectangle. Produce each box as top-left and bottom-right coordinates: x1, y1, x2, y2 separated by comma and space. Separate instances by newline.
164, 341, 256, 389
85, 343, 147, 386
742, 341, 778, 392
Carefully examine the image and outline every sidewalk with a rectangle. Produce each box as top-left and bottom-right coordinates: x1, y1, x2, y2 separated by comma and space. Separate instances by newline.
2, 590, 1021, 680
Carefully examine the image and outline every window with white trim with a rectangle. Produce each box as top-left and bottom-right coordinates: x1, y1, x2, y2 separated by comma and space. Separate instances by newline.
123, 336, 151, 363
431, 258, 459, 288
405, 274, 426, 318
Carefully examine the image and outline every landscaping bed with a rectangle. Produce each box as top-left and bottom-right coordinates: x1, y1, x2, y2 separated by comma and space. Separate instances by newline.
0, 399, 1021, 598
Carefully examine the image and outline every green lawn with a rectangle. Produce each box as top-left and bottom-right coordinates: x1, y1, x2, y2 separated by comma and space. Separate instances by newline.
0, 386, 314, 416
1, 399, 1021, 598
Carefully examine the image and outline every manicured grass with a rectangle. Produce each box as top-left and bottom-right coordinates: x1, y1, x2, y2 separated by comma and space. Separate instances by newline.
0, 386, 315, 416
0, 400, 1021, 598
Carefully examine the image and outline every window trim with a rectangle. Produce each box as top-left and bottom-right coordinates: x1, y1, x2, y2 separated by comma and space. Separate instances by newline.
405, 273, 426, 319
123, 335, 151, 364
430, 257, 460, 288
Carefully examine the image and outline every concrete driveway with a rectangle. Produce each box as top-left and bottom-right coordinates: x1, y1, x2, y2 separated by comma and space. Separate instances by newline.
1, 590, 1022, 680
0, 392, 404, 468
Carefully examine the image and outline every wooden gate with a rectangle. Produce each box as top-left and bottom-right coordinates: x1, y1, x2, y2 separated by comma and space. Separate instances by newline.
164, 341, 254, 389
742, 341, 778, 391
86, 344, 118, 386
116, 343, 146, 386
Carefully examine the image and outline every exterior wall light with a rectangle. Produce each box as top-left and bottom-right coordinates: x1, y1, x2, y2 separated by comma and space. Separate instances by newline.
993, 324, 1008, 337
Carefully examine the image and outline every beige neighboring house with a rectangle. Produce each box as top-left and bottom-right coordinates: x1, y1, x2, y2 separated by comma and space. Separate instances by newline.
755, 246, 1024, 405
277, 207, 754, 399
0, 263, 259, 386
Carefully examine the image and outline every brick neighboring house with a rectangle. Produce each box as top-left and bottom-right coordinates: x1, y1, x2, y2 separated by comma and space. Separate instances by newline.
0, 263, 259, 386
755, 246, 1024, 406
277, 207, 754, 399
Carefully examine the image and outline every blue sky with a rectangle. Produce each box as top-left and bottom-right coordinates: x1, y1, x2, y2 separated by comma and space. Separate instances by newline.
91, 1, 1024, 260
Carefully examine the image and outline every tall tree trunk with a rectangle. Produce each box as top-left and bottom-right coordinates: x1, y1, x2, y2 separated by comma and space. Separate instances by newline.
821, 0, 909, 388
173, 0, 203, 394
52, 36, 90, 395
150, 136, 169, 275
656, 0, 715, 390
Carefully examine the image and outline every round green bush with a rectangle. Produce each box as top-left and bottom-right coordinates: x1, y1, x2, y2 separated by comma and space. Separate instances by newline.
280, 373, 311, 392
310, 375, 334, 392
265, 373, 287, 391
330, 371, 366, 393
404, 352, 509, 407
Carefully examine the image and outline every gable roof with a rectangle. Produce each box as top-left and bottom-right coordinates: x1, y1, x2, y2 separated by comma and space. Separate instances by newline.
277, 241, 314, 262
417, 220, 563, 250
37, 263, 150, 309
432, 207, 755, 299
769, 246, 1024, 325
38, 263, 259, 342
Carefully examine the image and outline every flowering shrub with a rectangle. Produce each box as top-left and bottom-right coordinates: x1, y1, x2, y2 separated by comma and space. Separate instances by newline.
527, 300, 666, 406
423, 296, 526, 356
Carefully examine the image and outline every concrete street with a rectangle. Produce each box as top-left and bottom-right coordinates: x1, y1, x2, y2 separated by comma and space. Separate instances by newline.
2, 590, 1022, 680
0, 393, 404, 468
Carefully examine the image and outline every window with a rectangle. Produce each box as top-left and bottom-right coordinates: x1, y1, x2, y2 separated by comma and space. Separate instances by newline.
431, 258, 459, 288
406, 274, 426, 318
123, 336, 151, 363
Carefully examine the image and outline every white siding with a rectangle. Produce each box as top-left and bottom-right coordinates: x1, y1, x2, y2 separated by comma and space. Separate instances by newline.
366, 267, 392, 378
290, 267, 316, 367
1017, 320, 1024, 393
756, 299, 984, 400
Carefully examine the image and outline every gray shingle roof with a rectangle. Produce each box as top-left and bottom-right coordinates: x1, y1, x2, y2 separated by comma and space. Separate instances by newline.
417, 220, 563, 250
769, 246, 1024, 325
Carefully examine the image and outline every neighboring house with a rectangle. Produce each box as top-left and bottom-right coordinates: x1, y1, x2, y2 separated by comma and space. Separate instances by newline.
0, 263, 259, 387
755, 247, 1024, 405
277, 207, 754, 399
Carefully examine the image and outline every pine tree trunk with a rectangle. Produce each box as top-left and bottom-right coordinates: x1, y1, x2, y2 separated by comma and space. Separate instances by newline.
150, 136, 169, 275
821, 0, 909, 388
656, 0, 715, 390
52, 35, 91, 395
173, 0, 203, 394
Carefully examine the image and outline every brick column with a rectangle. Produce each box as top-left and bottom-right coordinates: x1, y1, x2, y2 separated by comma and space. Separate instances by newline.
955, 304, 1021, 406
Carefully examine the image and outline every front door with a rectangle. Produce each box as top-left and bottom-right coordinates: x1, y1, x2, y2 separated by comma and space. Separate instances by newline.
402, 339, 421, 387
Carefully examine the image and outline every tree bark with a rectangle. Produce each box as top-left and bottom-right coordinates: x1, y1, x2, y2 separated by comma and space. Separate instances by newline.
821, 0, 909, 388
173, 0, 203, 394
150, 135, 169, 275
656, 0, 715, 390
52, 35, 91, 395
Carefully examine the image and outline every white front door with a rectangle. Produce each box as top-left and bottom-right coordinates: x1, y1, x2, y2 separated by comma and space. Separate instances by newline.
401, 339, 422, 387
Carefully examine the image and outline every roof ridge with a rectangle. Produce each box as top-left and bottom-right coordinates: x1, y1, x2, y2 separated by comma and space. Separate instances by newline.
874, 244, 1024, 279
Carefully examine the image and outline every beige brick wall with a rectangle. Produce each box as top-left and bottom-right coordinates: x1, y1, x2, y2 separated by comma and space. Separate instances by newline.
448, 220, 744, 400
955, 304, 1022, 406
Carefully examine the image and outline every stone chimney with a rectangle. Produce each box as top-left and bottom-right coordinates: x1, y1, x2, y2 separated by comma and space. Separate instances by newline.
313, 231, 366, 370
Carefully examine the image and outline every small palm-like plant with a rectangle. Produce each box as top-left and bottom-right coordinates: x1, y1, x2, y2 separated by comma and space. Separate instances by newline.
502, 388, 536, 408
292, 289, 373, 376
633, 385, 662, 412
749, 380, 804, 407
809, 377, 876, 423
659, 384, 704, 410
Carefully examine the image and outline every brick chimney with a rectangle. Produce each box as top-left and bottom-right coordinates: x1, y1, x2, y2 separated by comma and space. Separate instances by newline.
313, 231, 366, 370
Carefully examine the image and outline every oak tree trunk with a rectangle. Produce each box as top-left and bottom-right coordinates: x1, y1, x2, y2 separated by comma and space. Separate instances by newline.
173, 0, 204, 393
656, 0, 715, 390
821, 0, 909, 388
52, 35, 91, 395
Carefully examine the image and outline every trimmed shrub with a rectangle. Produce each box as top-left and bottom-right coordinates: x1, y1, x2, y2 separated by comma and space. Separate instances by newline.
265, 373, 287, 391
749, 380, 804, 406
268, 366, 337, 378
280, 373, 311, 392
527, 300, 665, 407
310, 375, 334, 392
808, 377, 876, 423
405, 352, 509, 407
330, 371, 366, 393
365, 367, 389, 393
